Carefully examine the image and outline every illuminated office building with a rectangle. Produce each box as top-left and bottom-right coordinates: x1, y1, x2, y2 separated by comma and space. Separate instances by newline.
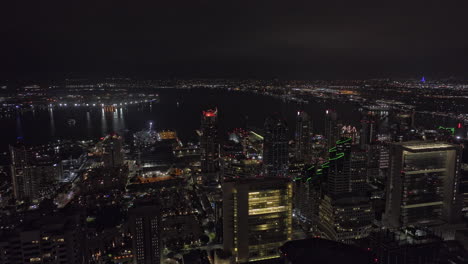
384, 141, 462, 228
129, 204, 162, 264
223, 178, 293, 263
295, 111, 313, 162
263, 116, 289, 177
318, 194, 373, 243
200, 108, 219, 174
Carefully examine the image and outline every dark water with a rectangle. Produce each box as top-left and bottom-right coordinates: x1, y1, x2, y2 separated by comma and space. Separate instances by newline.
0, 89, 362, 152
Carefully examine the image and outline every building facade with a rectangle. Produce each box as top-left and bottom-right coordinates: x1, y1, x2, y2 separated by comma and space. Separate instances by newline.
0, 213, 84, 264
129, 204, 162, 264
263, 116, 289, 177
102, 134, 124, 168
384, 141, 463, 228
295, 111, 313, 162
223, 178, 293, 263
200, 108, 219, 176
10, 146, 63, 201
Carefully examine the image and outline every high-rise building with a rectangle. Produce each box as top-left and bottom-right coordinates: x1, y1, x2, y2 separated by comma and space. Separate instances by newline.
102, 134, 124, 168
295, 111, 313, 162
368, 228, 442, 264
314, 137, 374, 242
327, 138, 368, 195
263, 116, 289, 177
10, 145, 63, 201
200, 108, 219, 174
223, 178, 293, 263
318, 194, 373, 242
340, 125, 359, 145
384, 141, 462, 228
293, 173, 321, 231
0, 212, 85, 264
392, 107, 415, 133
129, 203, 162, 264
366, 143, 390, 186
359, 104, 391, 148
324, 109, 340, 148
460, 163, 468, 215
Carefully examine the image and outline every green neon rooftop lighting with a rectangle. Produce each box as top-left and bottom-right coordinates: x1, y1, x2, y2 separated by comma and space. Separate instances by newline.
329, 152, 345, 161
250, 131, 264, 140
307, 165, 315, 171
321, 161, 330, 168
336, 137, 352, 144
329, 146, 337, 152
438, 126, 455, 135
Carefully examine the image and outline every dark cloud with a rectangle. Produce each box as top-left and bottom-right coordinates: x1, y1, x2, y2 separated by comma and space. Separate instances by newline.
1, 1, 467, 80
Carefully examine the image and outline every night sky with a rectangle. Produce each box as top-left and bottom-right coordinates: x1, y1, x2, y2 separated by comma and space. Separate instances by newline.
1, 1, 467, 80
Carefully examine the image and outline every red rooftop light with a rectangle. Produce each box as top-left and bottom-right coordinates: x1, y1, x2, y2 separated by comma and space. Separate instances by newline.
203, 108, 217, 117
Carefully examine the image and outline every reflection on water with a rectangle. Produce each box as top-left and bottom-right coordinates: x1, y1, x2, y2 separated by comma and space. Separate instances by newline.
101, 108, 107, 137
119, 108, 125, 131
0, 89, 365, 151
49, 107, 55, 137
86, 112, 92, 138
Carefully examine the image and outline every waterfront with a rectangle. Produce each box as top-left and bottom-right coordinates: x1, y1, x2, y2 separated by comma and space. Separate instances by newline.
0, 89, 361, 152
1, 88, 458, 154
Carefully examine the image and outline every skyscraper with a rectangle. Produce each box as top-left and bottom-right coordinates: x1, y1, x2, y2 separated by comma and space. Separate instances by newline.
263, 116, 289, 177
200, 108, 219, 175
315, 137, 374, 242
0, 212, 85, 264
327, 138, 368, 195
102, 134, 124, 168
324, 109, 341, 149
293, 172, 322, 231
384, 141, 462, 228
318, 194, 373, 242
295, 111, 313, 162
223, 178, 293, 263
10, 145, 63, 201
340, 125, 359, 145
129, 203, 162, 264
359, 104, 391, 148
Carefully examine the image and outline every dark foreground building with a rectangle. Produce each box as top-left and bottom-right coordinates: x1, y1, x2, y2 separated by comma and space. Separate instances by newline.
279, 238, 375, 264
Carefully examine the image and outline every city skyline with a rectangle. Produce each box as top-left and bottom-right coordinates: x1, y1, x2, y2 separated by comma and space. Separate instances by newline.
2, 2, 468, 264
